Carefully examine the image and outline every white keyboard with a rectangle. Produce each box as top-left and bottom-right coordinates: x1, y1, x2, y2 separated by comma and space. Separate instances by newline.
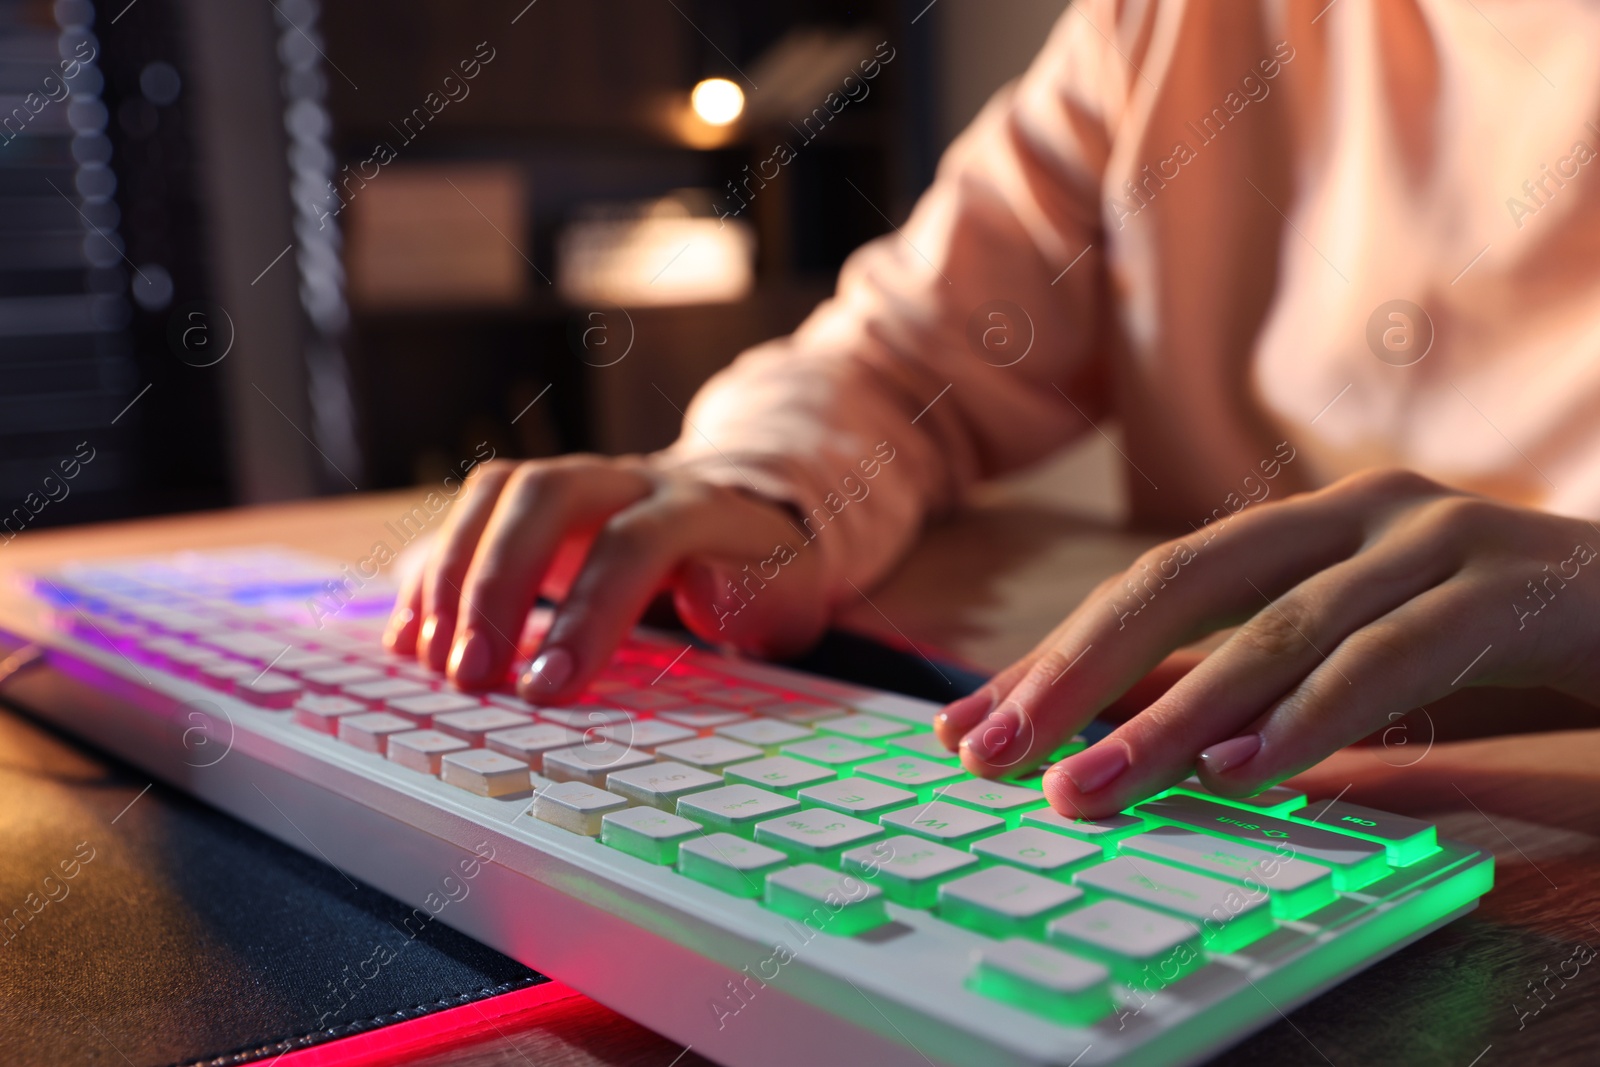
0, 548, 1493, 1067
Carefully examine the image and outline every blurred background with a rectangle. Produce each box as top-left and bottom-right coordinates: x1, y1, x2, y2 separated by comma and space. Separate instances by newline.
2, 0, 1071, 530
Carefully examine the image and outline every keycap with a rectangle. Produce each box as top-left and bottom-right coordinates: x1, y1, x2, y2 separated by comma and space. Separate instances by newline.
303, 664, 387, 691
387, 691, 482, 723
840, 835, 978, 907
440, 748, 534, 797
779, 737, 885, 768
815, 714, 910, 741
677, 785, 800, 837
1046, 899, 1204, 985
880, 801, 1002, 846
715, 718, 814, 753
432, 707, 535, 745
724, 756, 836, 797
655, 737, 764, 772
539, 707, 634, 729
886, 731, 962, 763
708, 685, 785, 709
754, 809, 883, 865
293, 694, 368, 734
542, 742, 656, 787
605, 761, 723, 810
387, 729, 470, 774
657, 707, 751, 730
1119, 828, 1336, 920
344, 678, 432, 706
796, 778, 917, 821
973, 828, 1101, 879
234, 671, 303, 708
935, 779, 1048, 825
595, 719, 697, 750
483, 724, 582, 770
854, 757, 964, 798
198, 660, 259, 687
1294, 799, 1439, 866
1021, 808, 1146, 847
208, 631, 292, 660
1169, 776, 1307, 816
338, 712, 419, 754
602, 807, 703, 864
678, 833, 788, 897
769, 700, 853, 724
1073, 855, 1274, 952
485, 692, 543, 715
764, 864, 887, 935
534, 781, 629, 835
608, 689, 686, 711
968, 939, 1114, 1026
939, 865, 1084, 938
272, 649, 342, 673
1134, 794, 1390, 890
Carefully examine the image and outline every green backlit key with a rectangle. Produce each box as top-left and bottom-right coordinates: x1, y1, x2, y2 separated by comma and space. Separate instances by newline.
880, 800, 1002, 846
601, 807, 703, 864
1073, 855, 1274, 953
755, 809, 883, 865
780, 737, 886, 769
795, 778, 917, 821
678, 833, 788, 897
678, 784, 800, 837
935, 779, 1048, 826
1118, 828, 1335, 920
1021, 808, 1145, 847
968, 939, 1113, 1026
1046, 899, 1204, 985
972, 828, 1101, 879
1294, 799, 1439, 866
840, 835, 978, 907
724, 756, 836, 797
885, 731, 962, 764
815, 713, 910, 741
1166, 777, 1307, 816
764, 864, 888, 935
939, 865, 1084, 938
854, 757, 964, 798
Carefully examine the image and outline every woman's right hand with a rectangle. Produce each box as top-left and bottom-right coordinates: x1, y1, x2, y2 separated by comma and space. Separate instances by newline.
384, 453, 830, 704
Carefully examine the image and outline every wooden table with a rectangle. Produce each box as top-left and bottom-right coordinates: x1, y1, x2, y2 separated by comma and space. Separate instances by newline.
5, 468, 1598, 1066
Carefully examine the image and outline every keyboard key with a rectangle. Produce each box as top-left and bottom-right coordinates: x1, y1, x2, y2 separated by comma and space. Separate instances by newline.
815, 714, 910, 741
539, 707, 634, 729
338, 712, 419, 754
968, 939, 1114, 1026
885, 731, 961, 764
939, 865, 1084, 938
707, 685, 786, 709
714, 718, 814, 753
780, 737, 886, 768
606, 761, 724, 810
935, 779, 1048, 825
534, 781, 629, 835
271, 649, 342, 674
440, 749, 533, 797
234, 671, 303, 708
293, 694, 368, 734
602, 807, 703, 864
677, 785, 800, 837
432, 707, 535, 745
972, 828, 1101, 878
1021, 808, 1146, 847
1046, 899, 1204, 985
678, 833, 788, 897
854, 757, 964, 798
387, 729, 470, 774
796, 778, 917, 821
485, 692, 543, 715
484, 724, 582, 770
595, 719, 698, 750
208, 631, 292, 660
1073, 855, 1274, 953
608, 689, 687, 711
344, 678, 433, 706
1294, 799, 1439, 866
768, 700, 852, 724
1169, 776, 1307, 816
302, 664, 387, 691
198, 660, 259, 688
386, 692, 482, 723
724, 756, 835, 797
881, 801, 1003, 846
657, 707, 751, 730
840, 835, 978, 907
1118, 828, 1336, 920
754, 809, 883, 865
655, 737, 764, 772
1134, 795, 1390, 890
542, 742, 656, 787
764, 864, 887, 935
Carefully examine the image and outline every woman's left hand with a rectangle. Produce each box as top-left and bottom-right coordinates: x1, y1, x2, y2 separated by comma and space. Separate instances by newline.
933, 468, 1600, 818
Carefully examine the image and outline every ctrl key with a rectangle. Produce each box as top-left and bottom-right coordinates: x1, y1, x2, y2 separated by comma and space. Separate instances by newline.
533, 781, 629, 836
969, 940, 1113, 1027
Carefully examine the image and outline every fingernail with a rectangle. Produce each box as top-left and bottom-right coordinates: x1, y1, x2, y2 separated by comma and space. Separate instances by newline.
1198, 734, 1262, 774
936, 688, 996, 739
522, 647, 574, 693
448, 629, 491, 688
963, 707, 1020, 763
1061, 739, 1130, 794
384, 607, 415, 648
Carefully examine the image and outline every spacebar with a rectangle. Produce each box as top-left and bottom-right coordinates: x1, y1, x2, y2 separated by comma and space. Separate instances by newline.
1133, 794, 1389, 889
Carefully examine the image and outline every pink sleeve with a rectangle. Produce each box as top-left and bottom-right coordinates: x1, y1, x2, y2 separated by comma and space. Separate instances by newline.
659, 1, 1132, 606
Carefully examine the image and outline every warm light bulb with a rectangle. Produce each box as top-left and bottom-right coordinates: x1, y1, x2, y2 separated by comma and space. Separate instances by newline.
690, 78, 744, 126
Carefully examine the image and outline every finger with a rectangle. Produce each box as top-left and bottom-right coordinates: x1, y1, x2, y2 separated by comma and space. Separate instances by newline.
447, 460, 651, 688
1043, 529, 1459, 815
415, 462, 516, 671
933, 624, 1066, 750
384, 566, 424, 653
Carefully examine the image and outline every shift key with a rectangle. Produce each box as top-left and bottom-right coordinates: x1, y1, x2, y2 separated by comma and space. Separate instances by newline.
1134, 794, 1389, 890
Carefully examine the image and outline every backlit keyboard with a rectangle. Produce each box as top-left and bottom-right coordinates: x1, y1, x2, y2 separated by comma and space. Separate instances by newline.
0, 549, 1493, 1067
